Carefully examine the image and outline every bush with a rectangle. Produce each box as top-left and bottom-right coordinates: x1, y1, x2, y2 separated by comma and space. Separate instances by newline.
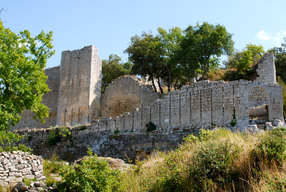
146, 122, 156, 132
47, 129, 61, 147
0, 131, 32, 153
191, 139, 241, 181
47, 126, 71, 146
0, 143, 32, 153
57, 148, 123, 192
183, 128, 215, 143
251, 127, 286, 167
43, 153, 66, 186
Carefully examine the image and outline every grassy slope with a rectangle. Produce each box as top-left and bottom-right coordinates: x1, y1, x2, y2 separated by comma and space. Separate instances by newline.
43, 128, 286, 192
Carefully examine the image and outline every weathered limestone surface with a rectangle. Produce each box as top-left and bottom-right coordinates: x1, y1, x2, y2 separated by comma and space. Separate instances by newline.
255, 52, 276, 83
57, 45, 102, 126
11, 47, 284, 136
0, 151, 45, 186
11, 66, 61, 130
100, 76, 161, 118
17, 126, 191, 162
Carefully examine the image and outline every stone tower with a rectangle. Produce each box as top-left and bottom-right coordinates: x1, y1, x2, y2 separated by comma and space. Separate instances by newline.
57, 45, 102, 126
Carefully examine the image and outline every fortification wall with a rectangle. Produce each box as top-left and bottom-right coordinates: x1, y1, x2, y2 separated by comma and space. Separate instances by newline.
57, 45, 102, 126
11, 66, 61, 130
16, 125, 190, 162
97, 80, 283, 133
100, 76, 161, 118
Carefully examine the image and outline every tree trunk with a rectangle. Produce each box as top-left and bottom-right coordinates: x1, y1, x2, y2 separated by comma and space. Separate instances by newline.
168, 72, 171, 92
198, 58, 210, 81
157, 77, 164, 94
151, 76, 157, 92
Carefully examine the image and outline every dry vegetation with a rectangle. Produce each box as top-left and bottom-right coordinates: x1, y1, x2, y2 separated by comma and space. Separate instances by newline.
15, 128, 286, 192
117, 128, 286, 192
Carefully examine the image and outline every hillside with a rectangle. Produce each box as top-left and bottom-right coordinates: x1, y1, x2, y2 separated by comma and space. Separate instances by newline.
40, 127, 286, 192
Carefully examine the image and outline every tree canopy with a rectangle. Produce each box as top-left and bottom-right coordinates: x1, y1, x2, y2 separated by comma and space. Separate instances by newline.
101, 54, 132, 93
270, 38, 286, 83
125, 22, 234, 92
0, 21, 55, 131
179, 22, 234, 81
125, 32, 165, 93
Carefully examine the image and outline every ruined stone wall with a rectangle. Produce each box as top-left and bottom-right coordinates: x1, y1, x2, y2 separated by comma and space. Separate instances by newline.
16, 125, 189, 162
248, 87, 269, 107
100, 76, 161, 118
11, 66, 61, 130
97, 80, 283, 133
0, 151, 45, 186
255, 52, 276, 83
57, 45, 102, 126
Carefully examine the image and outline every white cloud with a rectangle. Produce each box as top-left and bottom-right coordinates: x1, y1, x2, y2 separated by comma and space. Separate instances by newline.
256, 30, 270, 40
256, 30, 286, 46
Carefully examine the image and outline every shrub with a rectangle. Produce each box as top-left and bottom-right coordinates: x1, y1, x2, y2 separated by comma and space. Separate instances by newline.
146, 122, 156, 132
114, 127, 119, 135
183, 128, 215, 143
57, 148, 123, 192
191, 139, 241, 181
0, 143, 32, 153
47, 126, 71, 146
0, 131, 32, 153
60, 126, 72, 141
251, 127, 286, 167
47, 129, 61, 147
43, 153, 66, 186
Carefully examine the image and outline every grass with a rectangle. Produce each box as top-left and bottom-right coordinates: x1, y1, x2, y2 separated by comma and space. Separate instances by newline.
117, 128, 286, 191
43, 153, 67, 186
39, 127, 286, 191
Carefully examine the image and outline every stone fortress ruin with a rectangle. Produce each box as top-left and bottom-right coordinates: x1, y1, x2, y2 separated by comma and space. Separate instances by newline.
12, 45, 285, 132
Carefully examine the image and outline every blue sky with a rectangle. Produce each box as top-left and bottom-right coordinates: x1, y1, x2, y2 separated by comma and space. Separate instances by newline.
1, 0, 286, 69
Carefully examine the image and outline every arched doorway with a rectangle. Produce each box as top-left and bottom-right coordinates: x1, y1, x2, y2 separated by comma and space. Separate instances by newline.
248, 87, 269, 128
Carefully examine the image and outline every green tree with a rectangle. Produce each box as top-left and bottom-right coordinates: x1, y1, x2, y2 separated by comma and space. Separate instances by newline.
101, 54, 132, 93
224, 44, 265, 69
180, 22, 234, 81
125, 32, 165, 93
0, 21, 55, 131
270, 37, 286, 82
157, 27, 184, 91
223, 44, 265, 81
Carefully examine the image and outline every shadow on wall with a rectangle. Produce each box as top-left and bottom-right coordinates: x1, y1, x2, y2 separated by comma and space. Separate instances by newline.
100, 76, 161, 118
248, 87, 269, 121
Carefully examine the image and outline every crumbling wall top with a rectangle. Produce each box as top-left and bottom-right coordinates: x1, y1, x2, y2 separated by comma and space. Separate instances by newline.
254, 52, 276, 84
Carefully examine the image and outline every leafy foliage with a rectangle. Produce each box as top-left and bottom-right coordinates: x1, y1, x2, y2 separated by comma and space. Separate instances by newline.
43, 153, 66, 186
47, 126, 71, 147
125, 32, 165, 93
191, 139, 241, 182
179, 22, 234, 81
223, 44, 265, 81
125, 22, 234, 92
277, 76, 286, 116
146, 122, 156, 132
0, 21, 55, 130
251, 127, 286, 167
102, 54, 132, 93
270, 37, 286, 83
0, 143, 32, 153
57, 148, 123, 192
0, 130, 32, 153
